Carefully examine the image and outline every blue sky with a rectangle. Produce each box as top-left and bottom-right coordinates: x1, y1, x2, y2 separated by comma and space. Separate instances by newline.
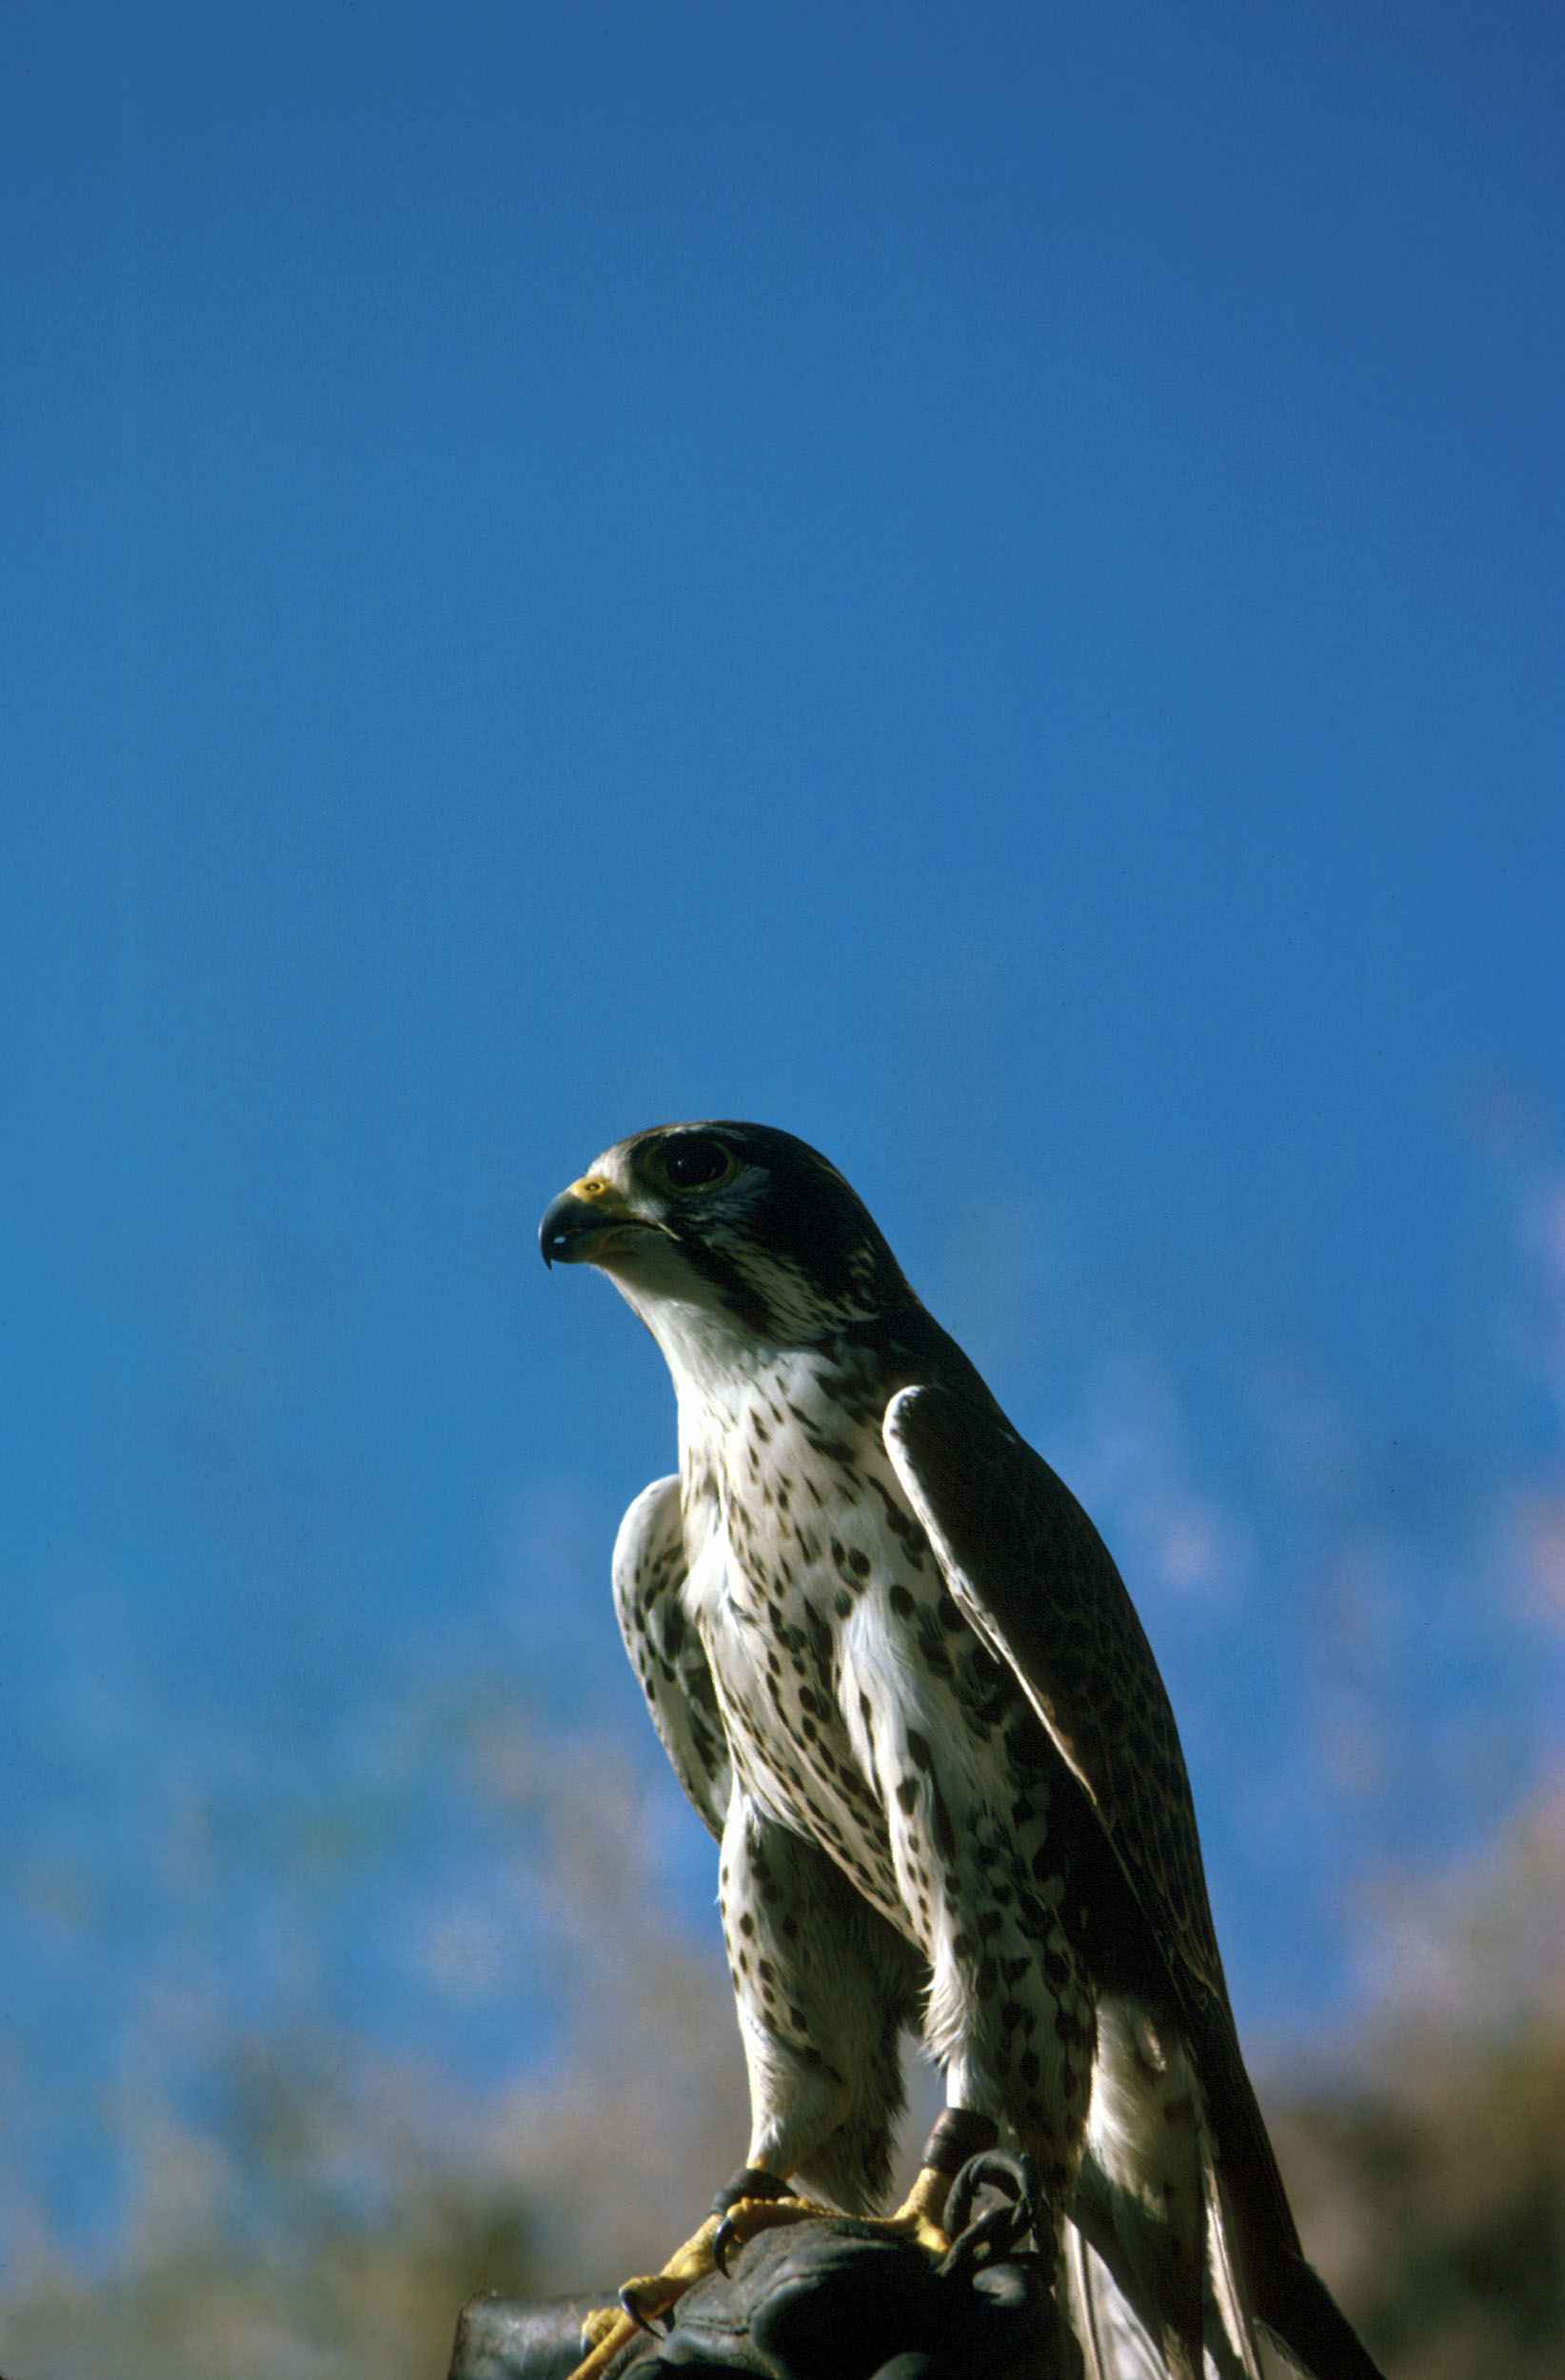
3, 0, 1562, 2264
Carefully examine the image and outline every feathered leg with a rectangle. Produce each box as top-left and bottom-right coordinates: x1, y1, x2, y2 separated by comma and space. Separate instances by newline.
721, 1788, 921, 2208
568, 1792, 921, 2380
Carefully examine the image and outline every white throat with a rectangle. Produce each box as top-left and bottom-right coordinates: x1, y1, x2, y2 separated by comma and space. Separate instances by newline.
604, 1267, 783, 1407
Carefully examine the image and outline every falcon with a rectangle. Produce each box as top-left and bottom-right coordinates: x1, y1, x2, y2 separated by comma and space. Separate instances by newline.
540, 1121, 1385, 2380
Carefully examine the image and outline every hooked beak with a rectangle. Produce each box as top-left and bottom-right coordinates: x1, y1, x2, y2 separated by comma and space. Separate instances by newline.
539, 1176, 659, 1268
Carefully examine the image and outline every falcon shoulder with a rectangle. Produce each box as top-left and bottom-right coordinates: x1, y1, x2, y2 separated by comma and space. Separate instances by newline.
612, 1474, 732, 1841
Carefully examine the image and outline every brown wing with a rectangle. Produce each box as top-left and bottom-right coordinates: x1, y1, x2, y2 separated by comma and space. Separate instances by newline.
882, 1382, 1231, 2027
882, 1381, 1398, 2374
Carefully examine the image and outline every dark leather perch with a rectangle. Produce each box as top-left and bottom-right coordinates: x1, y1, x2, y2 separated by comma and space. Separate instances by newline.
449, 2291, 611, 2380
447, 2152, 1054, 2380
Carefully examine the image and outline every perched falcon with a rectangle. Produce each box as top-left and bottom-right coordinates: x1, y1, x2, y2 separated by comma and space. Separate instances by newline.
541, 1122, 1385, 2380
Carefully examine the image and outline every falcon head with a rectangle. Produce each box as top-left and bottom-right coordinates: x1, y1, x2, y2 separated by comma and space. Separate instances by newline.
540, 1121, 915, 1363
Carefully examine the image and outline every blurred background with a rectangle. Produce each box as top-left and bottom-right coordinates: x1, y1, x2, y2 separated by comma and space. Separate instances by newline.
3, 3, 1561, 2373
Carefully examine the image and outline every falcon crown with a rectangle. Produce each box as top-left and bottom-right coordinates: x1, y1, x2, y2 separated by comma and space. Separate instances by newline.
540, 1121, 917, 1366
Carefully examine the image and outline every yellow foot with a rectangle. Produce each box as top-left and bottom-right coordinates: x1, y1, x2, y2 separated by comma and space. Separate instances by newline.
876, 2108, 1004, 2257
565, 2116, 999, 2379
881, 2158, 961, 2257
565, 2193, 828, 2380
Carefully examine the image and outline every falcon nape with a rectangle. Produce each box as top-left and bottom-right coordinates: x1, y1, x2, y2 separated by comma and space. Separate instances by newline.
540, 1122, 1386, 2380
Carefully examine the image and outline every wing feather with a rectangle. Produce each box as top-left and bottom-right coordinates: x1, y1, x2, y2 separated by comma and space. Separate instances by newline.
884, 1384, 1388, 2380
882, 1382, 1226, 2016
612, 1475, 731, 1840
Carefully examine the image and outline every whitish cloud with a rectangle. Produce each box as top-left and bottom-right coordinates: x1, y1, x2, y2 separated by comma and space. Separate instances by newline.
1045, 1352, 1258, 1607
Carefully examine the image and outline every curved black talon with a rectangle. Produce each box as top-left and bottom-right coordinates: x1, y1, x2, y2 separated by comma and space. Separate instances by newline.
940, 2148, 1040, 2281
618, 2285, 670, 2339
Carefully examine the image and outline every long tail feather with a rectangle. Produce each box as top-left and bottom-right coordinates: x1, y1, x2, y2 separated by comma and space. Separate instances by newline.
1067, 2149, 1267, 2380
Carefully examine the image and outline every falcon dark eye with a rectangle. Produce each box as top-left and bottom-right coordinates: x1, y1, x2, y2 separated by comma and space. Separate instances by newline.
661, 1136, 733, 1190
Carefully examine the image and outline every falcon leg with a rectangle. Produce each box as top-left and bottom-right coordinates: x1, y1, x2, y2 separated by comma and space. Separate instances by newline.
720, 1790, 920, 2211
566, 1796, 920, 2380
865, 1715, 1100, 2368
